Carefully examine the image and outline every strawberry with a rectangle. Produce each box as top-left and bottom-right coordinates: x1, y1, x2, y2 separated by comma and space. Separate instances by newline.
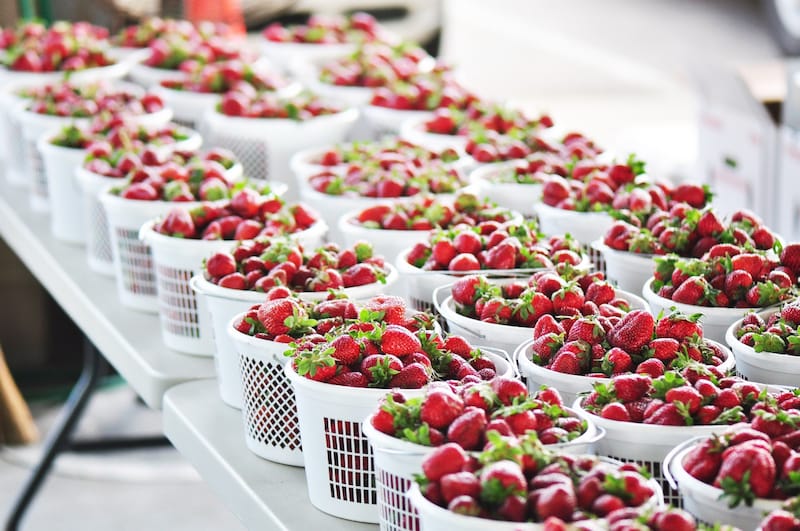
479, 460, 527, 504
360, 354, 402, 386
665, 385, 703, 414
422, 443, 468, 481
643, 402, 684, 425
480, 298, 513, 324
257, 298, 315, 336
389, 362, 430, 389
447, 406, 487, 450
602, 348, 632, 375
671, 275, 709, 305
490, 377, 528, 406
533, 314, 564, 337
551, 283, 584, 315
328, 372, 368, 387
364, 295, 406, 324
714, 444, 776, 505
655, 312, 702, 341
420, 390, 465, 429
612, 374, 651, 402
600, 402, 631, 421
549, 351, 581, 374
535, 484, 577, 521
440, 472, 481, 505
329, 334, 361, 365
451, 275, 486, 306
567, 316, 605, 345
608, 310, 654, 353
780, 243, 800, 274
530, 333, 564, 365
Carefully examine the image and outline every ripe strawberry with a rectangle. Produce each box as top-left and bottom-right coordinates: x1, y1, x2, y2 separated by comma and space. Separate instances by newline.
364, 295, 406, 324
671, 275, 709, 305
600, 402, 631, 421
329, 335, 361, 365
257, 299, 313, 336
713, 445, 776, 504
451, 275, 486, 306
360, 354, 402, 386
643, 402, 685, 425
422, 443, 468, 481
440, 472, 481, 505
613, 374, 651, 402
447, 406, 487, 450
549, 351, 581, 374
420, 390, 465, 429
432, 240, 457, 266
533, 314, 564, 337
585, 281, 615, 305
697, 209, 725, 237
780, 243, 800, 274
328, 372, 369, 387
535, 484, 577, 521
551, 283, 584, 315
388, 362, 430, 389
480, 298, 512, 324
490, 377, 528, 406
602, 348, 632, 375
665, 385, 703, 414
608, 310, 654, 353
567, 316, 605, 345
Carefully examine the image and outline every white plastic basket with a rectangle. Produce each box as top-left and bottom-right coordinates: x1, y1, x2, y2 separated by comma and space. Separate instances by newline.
361, 105, 431, 139
534, 203, 614, 245
150, 85, 221, 129
592, 240, 655, 295
289, 57, 375, 108
363, 408, 603, 531
664, 439, 782, 529
37, 137, 89, 243
101, 192, 205, 312
191, 267, 399, 407
260, 39, 357, 69
407, 458, 663, 531
284, 348, 512, 523
399, 114, 468, 153
573, 399, 722, 508
515, 338, 735, 408
128, 63, 183, 89
0, 84, 30, 180
74, 167, 122, 275
338, 214, 430, 265
436, 285, 648, 357
227, 321, 305, 466
725, 310, 800, 385
642, 277, 764, 344
139, 219, 327, 355
201, 107, 359, 201
468, 161, 543, 217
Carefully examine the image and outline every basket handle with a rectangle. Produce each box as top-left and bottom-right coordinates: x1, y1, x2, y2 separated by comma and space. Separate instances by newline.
483, 346, 519, 379
581, 425, 606, 446
661, 435, 707, 491
432, 283, 453, 317
188, 275, 206, 296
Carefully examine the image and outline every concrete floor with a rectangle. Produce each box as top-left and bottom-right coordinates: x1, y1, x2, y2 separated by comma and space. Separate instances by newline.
0, 1, 785, 529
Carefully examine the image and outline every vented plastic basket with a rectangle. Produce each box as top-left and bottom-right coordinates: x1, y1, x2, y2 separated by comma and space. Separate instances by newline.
260, 40, 357, 69
665, 439, 782, 529
534, 203, 614, 245
191, 267, 398, 407
725, 310, 800, 385
642, 277, 764, 344
37, 137, 89, 243
101, 192, 205, 312
361, 105, 431, 139
407, 458, 663, 531
0, 84, 31, 182
227, 321, 304, 466
516, 338, 735, 407
363, 407, 602, 531
201, 107, 359, 201
74, 167, 124, 275
128, 63, 183, 89
592, 240, 654, 295
468, 161, 543, 217
139, 219, 327, 355
399, 114, 468, 153
289, 57, 375, 108
573, 399, 721, 508
338, 215, 431, 266
150, 85, 221, 129
436, 285, 647, 357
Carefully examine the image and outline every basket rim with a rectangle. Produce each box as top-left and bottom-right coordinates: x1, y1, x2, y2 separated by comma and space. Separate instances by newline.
642, 277, 772, 318
203, 105, 359, 127
399, 113, 462, 140
190, 263, 399, 302
138, 217, 328, 248
725, 308, 800, 368
590, 239, 657, 262
468, 159, 548, 187
534, 202, 614, 220
260, 38, 358, 51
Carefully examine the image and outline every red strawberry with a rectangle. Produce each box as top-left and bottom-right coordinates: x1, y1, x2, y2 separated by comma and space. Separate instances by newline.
551, 283, 584, 315
608, 310, 654, 353
533, 314, 564, 337
671, 276, 709, 305
643, 402, 685, 425
600, 402, 631, 421
257, 298, 313, 336
613, 374, 651, 402
451, 275, 485, 306
447, 406, 487, 450
602, 348, 632, 375
713, 445, 776, 503
697, 209, 725, 237
549, 351, 581, 374
535, 484, 577, 521
440, 472, 481, 505
388, 362, 430, 389
422, 443, 468, 481
360, 354, 402, 386
683, 438, 723, 482
655, 313, 702, 342
665, 385, 703, 414
420, 390, 465, 429
328, 372, 369, 387
490, 377, 528, 406
780, 243, 800, 274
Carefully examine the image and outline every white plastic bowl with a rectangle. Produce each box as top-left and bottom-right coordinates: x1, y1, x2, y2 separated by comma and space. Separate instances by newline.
260, 39, 357, 69
128, 63, 184, 89
469, 161, 543, 217
642, 277, 769, 344
337, 214, 442, 265
150, 84, 222, 127
361, 104, 432, 137
37, 137, 89, 243
725, 309, 800, 385
399, 113, 468, 153
592, 240, 656, 295
534, 203, 614, 245
288, 56, 374, 108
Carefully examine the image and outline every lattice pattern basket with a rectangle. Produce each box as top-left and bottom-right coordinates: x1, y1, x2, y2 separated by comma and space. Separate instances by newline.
361, 105, 431, 140
37, 137, 90, 243
468, 161, 543, 218
74, 167, 123, 275
139, 219, 327, 355
150, 85, 221, 130
363, 404, 602, 531
591, 240, 654, 295
200, 108, 358, 201
191, 267, 398, 409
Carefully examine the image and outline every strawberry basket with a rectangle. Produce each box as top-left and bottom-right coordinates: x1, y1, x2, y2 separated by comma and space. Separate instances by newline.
191, 265, 399, 408
592, 240, 655, 295
468, 161, 546, 218
725, 306, 800, 385
361, 384, 603, 531
399, 114, 468, 153
37, 135, 91, 243
284, 344, 514, 523
200, 103, 358, 199
139, 217, 327, 354
534, 203, 614, 245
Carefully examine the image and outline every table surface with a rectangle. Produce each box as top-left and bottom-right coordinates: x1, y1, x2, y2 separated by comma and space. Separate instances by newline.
0, 178, 216, 408
163, 380, 377, 531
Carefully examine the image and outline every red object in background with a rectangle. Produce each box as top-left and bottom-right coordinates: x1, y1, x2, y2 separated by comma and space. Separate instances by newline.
184, 0, 246, 35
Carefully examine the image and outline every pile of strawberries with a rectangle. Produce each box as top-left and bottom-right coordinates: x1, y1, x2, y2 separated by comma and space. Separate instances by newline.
160, 59, 288, 94
602, 507, 704, 531
153, 190, 319, 240
218, 90, 342, 119
466, 129, 601, 165
530, 309, 729, 377
405, 220, 584, 272
143, 32, 242, 71
417, 434, 655, 523
22, 81, 164, 118
581, 369, 799, 425
734, 300, 800, 355
263, 12, 380, 44
651, 243, 800, 308
310, 137, 461, 168
234, 291, 433, 344
1, 21, 113, 72
759, 497, 800, 531
308, 161, 466, 198
289, 322, 501, 389
371, 378, 587, 449
318, 41, 431, 87
83, 139, 234, 178
423, 101, 552, 137
483, 152, 573, 185
604, 206, 778, 257
204, 239, 389, 291
51, 117, 192, 150
682, 418, 800, 507
113, 17, 232, 48
350, 192, 516, 231
370, 72, 478, 112
451, 268, 630, 329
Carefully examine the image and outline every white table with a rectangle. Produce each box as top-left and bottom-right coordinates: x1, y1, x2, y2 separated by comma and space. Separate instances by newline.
163, 380, 377, 531
0, 178, 215, 409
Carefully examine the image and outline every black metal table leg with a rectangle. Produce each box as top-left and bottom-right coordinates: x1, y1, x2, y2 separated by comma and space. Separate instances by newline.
4, 340, 102, 531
